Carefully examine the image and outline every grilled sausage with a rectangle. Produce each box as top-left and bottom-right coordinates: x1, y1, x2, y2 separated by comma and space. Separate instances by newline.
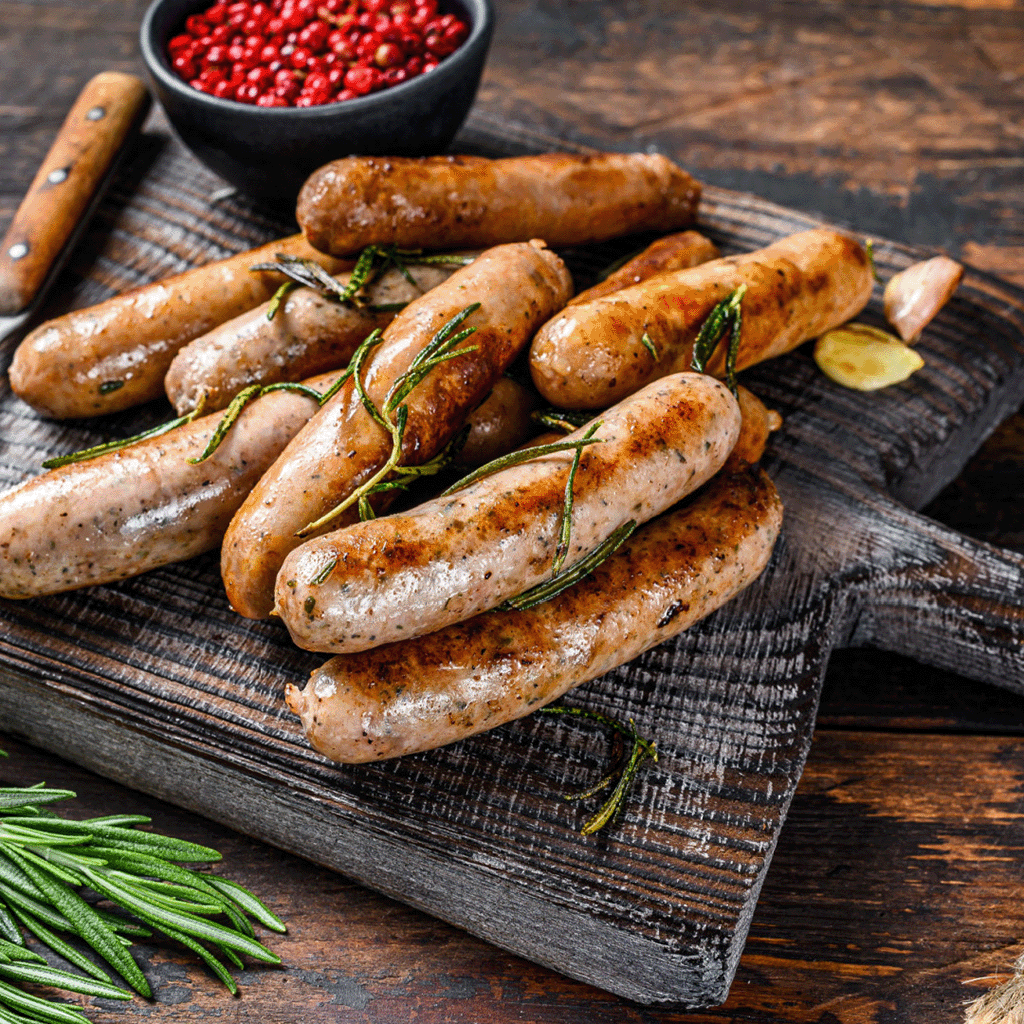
297, 153, 701, 256
568, 230, 719, 306
276, 372, 741, 654
164, 260, 467, 415
286, 465, 782, 763
0, 372, 342, 598
9, 235, 346, 419
221, 240, 573, 620
457, 377, 541, 466
530, 227, 873, 409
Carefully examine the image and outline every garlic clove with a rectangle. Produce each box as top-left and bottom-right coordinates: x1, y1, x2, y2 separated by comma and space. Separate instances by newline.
883, 255, 964, 343
814, 323, 925, 391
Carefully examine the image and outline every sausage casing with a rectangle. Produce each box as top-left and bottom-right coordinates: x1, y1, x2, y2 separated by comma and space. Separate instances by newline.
0, 371, 341, 598
220, 240, 573, 619
297, 153, 701, 256
286, 466, 782, 763
164, 262, 463, 415
530, 227, 873, 409
9, 234, 346, 419
567, 230, 719, 306
276, 373, 740, 653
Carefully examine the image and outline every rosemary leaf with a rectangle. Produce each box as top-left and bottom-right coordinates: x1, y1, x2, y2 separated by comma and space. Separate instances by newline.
79, 868, 279, 965
501, 519, 637, 611
202, 876, 286, 934
690, 284, 747, 393
0, 909, 16, 946
536, 707, 658, 836
0, 979, 89, 1024
41, 401, 204, 471
552, 421, 601, 574
530, 408, 594, 434
3, 848, 149, 997
640, 331, 659, 361
265, 280, 297, 321
0, 792, 75, 813
0, 908, 17, 947
8, 905, 114, 984
0, 962, 130, 1002
441, 435, 603, 498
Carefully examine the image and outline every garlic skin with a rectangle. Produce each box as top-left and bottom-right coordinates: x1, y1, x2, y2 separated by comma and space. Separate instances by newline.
883, 255, 964, 343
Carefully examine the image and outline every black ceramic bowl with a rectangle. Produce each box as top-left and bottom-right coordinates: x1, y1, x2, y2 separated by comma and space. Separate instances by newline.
140, 0, 493, 203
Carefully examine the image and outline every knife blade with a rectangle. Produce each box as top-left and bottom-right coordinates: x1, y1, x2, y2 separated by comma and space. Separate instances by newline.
0, 71, 151, 347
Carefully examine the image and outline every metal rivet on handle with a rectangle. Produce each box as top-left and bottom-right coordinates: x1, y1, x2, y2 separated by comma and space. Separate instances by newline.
8, 243, 29, 261
86, 106, 106, 121
47, 168, 69, 185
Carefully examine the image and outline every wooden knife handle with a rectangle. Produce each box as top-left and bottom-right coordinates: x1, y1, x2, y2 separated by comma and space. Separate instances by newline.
0, 72, 151, 315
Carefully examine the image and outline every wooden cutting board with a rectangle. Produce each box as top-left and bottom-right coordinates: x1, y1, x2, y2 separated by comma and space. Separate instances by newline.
1, 116, 1023, 1008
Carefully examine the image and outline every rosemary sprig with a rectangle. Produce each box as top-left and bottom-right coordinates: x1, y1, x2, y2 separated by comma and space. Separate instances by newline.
252, 246, 476, 320
530, 408, 595, 434
297, 305, 481, 536
536, 706, 658, 836
501, 519, 636, 611
187, 379, 337, 465
552, 421, 601, 573
690, 283, 747, 394
41, 396, 208, 470
0, 750, 285, 1020
440, 434, 604, 498
640, 331, 659, 361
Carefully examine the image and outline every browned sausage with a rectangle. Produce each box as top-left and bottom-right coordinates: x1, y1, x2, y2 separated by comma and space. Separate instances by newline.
457, 377, 541, 466
0, 371, 341, 598
285, 466, 782, 763
220, 241, 573, 620
164, 261, 463, 415
297, 153, 701, 256
530, 227, 873, 409
275, 373, 740, 654
9, 234, 347, 419
567, 230, 719, 306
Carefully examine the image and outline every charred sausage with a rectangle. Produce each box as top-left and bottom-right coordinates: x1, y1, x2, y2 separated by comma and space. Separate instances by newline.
276, 372, 741, 654
286, 466, 782, 763
297, 153, 701, 256
164, 261, 462, 415
9, 235, 346, 419
220, 240, 573, 619
0, 371, 340, 598
530, 227, 873, 409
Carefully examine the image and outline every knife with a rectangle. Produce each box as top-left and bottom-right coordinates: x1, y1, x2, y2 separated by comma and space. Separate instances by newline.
0, 71, 151, 344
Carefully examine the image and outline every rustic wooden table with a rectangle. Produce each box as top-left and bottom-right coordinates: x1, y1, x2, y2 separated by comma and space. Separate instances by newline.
2, 1, 1024, 1021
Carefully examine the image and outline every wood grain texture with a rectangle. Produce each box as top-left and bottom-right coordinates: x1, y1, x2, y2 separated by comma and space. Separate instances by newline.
2, 726, 1023, 1024
0, 122, 1023, 1005
2, 0, 1024, 1015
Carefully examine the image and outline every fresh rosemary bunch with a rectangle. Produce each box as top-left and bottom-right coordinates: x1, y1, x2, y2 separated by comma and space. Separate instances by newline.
0, 748, 284, 1022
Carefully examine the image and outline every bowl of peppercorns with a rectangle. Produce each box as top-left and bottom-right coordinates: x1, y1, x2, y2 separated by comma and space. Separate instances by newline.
140, 0, 493, 202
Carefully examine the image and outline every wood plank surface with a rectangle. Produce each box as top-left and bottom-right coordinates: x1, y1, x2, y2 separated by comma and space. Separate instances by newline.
2, 0, 1024, 1018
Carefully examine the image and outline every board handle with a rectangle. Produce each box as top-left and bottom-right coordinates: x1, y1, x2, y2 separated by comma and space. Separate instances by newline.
847, 499, 1024, 695
0, 72, 151, 315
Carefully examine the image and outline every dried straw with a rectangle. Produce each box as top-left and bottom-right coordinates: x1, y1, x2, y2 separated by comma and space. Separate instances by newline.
966, 953, 1024, 1024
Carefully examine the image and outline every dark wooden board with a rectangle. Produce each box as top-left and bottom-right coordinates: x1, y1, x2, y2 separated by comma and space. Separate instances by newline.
2, 116, 1024, 1008
4, 729, 1024, 1024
